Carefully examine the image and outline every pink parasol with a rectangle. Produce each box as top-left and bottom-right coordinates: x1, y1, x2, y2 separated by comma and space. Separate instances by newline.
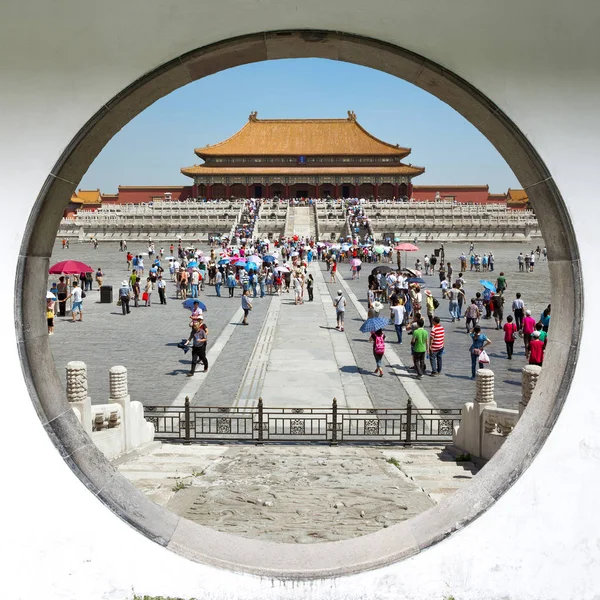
350, 258, 362, 267
394, 243, 419, 252
49, 260, 93, 274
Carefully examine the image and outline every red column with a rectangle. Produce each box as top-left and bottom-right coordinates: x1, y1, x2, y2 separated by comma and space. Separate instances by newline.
285, 184, 289, 198
394, 183, 399, 199
207, 185, 212, 200
315, 183, 320, 199
374, 184, 379, 200
334, 184, 339, 199
225, 185, 231, 198
355, 183, 360, 198
265, 184, 270, 199
192, 182, 198, 199
408, 182, 413, 199
246, 184, 250, 198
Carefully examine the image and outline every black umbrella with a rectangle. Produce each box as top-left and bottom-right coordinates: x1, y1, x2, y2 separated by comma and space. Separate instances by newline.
371, 265, 394, 275
407, 277, 426, 285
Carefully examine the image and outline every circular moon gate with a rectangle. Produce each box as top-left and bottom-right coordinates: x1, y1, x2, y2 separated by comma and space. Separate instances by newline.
16, 31, 581, 579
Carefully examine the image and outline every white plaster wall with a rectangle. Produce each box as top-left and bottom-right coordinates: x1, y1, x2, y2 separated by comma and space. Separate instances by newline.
1, 1, 599, 598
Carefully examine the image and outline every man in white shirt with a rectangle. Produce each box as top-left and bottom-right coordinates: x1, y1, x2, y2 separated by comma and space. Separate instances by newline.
67, 281, 84, 322
334, 291, 346, 331
390, 300, 406, 344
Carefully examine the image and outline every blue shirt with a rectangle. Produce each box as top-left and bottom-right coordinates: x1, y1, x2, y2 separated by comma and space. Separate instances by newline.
469, 333, 488, 353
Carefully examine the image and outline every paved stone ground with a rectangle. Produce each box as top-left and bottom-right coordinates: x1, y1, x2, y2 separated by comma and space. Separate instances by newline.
49, 240, 549, 410
118, 442, 478, 543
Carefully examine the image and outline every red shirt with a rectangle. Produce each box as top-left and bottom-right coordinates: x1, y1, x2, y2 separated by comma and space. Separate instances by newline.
529, 339, 544, 364
522, 316, 537, 334
430, 324, 445, 351
503, 322, 517, 342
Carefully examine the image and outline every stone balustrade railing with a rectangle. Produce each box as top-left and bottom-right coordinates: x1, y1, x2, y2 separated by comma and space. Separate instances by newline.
67, 362, 155, 461
453, 365, 542, 461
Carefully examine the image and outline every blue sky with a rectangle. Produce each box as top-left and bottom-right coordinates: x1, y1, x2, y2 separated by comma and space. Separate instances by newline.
80, 58, 520, 194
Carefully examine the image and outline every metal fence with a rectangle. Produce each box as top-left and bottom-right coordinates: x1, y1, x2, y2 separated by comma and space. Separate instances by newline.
144, 397, 461, 445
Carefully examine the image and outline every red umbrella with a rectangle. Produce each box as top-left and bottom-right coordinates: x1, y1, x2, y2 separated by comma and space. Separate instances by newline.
49, 260, 93, 274
394, 243, 419, 251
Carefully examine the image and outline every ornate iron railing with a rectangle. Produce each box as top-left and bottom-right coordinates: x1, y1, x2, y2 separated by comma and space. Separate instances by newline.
144, 398, 461, 445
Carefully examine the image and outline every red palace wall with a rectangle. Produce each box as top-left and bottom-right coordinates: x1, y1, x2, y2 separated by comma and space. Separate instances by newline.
412, 185, 501, 204
116, 186, 193, 204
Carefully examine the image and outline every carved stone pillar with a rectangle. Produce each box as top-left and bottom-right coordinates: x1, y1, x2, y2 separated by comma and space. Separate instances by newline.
66, 361, 92, 435
520, 364, 542, 416
109, 365, 132, 451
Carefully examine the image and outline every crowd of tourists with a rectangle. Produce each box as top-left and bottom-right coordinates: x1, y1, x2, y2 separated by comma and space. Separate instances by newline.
358, 245, 550, 380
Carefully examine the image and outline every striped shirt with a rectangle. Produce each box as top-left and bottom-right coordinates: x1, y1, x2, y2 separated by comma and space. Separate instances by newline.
430, 324, 445, 351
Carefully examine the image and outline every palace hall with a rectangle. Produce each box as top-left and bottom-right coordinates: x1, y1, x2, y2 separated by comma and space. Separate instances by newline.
180, 112, 425, 200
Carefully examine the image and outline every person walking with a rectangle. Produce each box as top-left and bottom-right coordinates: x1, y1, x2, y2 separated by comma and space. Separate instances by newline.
333, 290, 346, 331
428, 316, 445, 375
469, 325, 491, 379
464, 298, 480, 332
503, 315, 518, 359
522, 309, 537, 357
144, 277, 153, 307
57, 276, 69, 317
227, 271, 236, 298
306, 274, 314, 302
118, 280, 131, 315
424, 289, 436, 327
370, 328, 386, 377
46, 297, 55, 335
411, 318, 428, 379
157, 275, 167, 305
329, 260, 337, 283
496, 272, 507, 295
66, 280, 84, 322
185, 320, 208, 376
215, 270, 222, 297
540, 304, 551, 332
390, 298, 406, 344
95, 267, 104, 289
528, 330, 545, 366
241, 289, 252, 325
512, 292, 525, 330
493, 292, 505, 330
447, 283, 464, 322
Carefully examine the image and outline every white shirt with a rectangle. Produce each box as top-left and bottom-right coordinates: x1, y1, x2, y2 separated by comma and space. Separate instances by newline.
71, 287, 82, 302
390, 304, 405, 325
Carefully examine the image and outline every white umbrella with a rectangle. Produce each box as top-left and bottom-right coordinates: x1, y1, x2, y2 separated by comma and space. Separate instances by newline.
46, 291, 56, 299
275, 266, 290, 273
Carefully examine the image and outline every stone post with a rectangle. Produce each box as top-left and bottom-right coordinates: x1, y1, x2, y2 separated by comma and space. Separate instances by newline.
108, 365, 131, 451
66, 361, 92, 435
520, 364, 542, 416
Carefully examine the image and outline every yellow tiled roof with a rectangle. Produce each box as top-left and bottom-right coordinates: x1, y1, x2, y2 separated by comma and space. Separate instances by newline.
181, 165, 425, 177
71, 189, 102, 204
506, 188, 528, 203
195, 114, 411, 158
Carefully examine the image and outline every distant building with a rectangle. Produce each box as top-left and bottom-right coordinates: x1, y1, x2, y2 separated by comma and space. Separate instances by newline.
505, 188, 530, 210
64, 189, 103, 217
180, 111, 425, 199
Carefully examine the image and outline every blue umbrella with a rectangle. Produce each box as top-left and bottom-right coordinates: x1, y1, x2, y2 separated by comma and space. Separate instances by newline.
263, 255, 276, 263
182, 299, 207, 311
480, 280, 496, 292
406, 277, 426, 285
218, 258, 230, 265
360, 317, 390, 333
234, 260, 246, 267
187, 260, 198, 268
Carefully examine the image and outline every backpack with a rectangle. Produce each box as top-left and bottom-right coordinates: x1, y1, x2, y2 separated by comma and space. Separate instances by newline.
432, 297, 440, 309
374, 334, 385, 354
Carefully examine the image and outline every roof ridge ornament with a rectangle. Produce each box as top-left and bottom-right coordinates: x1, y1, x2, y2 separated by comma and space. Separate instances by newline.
347, 110, 356, 121
249, 111, 258, 122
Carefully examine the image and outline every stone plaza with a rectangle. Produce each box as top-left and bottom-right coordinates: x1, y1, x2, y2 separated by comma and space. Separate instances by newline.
49, 239, 551, 412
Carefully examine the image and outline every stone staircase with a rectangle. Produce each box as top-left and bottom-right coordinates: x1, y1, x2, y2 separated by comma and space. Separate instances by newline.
284, 206, 312, 238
